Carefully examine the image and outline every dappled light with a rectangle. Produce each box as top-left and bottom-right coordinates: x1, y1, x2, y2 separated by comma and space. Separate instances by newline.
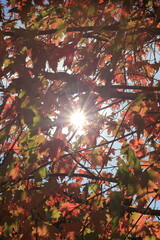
0, 0, 160, 239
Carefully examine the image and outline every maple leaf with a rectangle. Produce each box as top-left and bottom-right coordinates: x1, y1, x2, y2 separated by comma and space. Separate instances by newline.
133, 111, 145, 139
60, 202, 80, 217
1, 1, 160, 239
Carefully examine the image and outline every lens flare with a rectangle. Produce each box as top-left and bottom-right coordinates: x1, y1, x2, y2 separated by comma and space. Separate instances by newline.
70, 110, 85, 129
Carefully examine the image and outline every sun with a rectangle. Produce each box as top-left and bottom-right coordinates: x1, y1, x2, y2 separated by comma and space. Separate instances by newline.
70, 110, 86, 129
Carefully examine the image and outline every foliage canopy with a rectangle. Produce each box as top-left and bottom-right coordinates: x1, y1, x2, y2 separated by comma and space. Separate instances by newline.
0, 0, 160, 239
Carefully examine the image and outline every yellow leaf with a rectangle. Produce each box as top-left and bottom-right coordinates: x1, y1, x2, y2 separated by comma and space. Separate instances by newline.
151, 235, 158, 240
35, 135, 46, 144
55, 19, 66, 38
3, 58, 12, 67
51, 207, 61, 219
19, 90, 26, 99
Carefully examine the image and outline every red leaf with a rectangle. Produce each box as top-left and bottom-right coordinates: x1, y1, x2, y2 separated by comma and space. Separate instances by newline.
60, 202, 80, 217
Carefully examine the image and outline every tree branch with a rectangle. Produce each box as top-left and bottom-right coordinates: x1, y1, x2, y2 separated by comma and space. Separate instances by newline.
42, 72, 160, 92
111, 85, 160, 91
0, 172, 117, 193
40, 72, 160, 99
64, 121, 160, 155
95, 87, 160, 100
3, 25, 160, 37
48, 173, 118, 182
122, 205, 160, 216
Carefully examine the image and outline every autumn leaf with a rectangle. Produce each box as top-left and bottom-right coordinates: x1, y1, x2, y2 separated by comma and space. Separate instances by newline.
1, 0, 160, 239
133, 111, 145, 139
55, 18, 67, 38
60, 202, 80, 217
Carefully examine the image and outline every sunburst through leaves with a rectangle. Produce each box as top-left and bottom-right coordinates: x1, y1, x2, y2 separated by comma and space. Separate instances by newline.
70, 110, 86, 129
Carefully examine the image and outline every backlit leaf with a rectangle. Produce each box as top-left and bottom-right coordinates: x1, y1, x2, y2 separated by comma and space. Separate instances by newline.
51, 208, 61, 220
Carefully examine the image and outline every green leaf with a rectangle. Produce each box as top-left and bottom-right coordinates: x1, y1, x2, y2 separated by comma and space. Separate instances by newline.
33, 167, 47, 183
55, 19, 66, 38
121, 145, 141, 172
109, 192, 122, 230
150, 235, 158, 240
111, 215, 120, 231
87, 4, 97, 17
89, 183, 99, 193
3, 59, 13, 67
51, 208, 61, 220
19, 89, 26, 99
83, 228, 94, 235
3, 222, 13, 237
38, 167, 47, 178
116, 160, 129, 185
77, 231, 98, 240
127, 147, 141, 172
33, 114, 41, 127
